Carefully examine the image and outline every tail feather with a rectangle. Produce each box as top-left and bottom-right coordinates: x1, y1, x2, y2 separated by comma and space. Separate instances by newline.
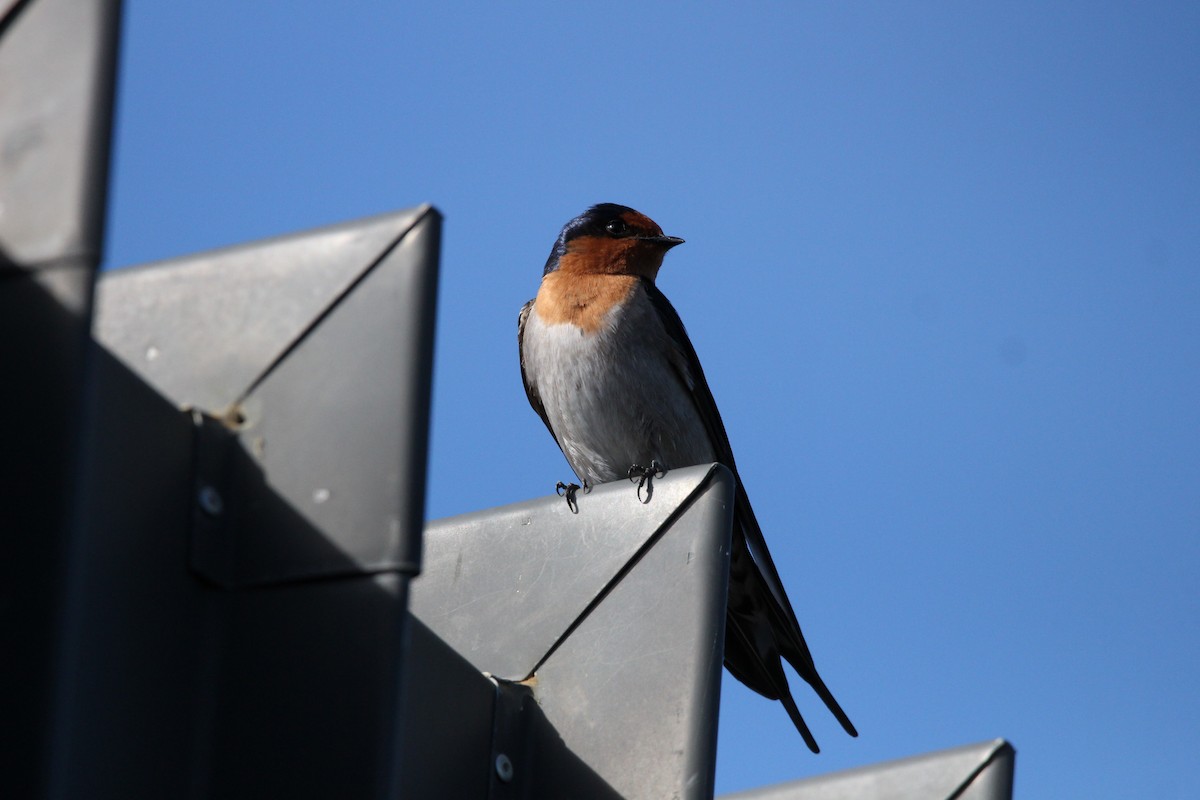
722, 480, 857, 748
778, 679, 821, 754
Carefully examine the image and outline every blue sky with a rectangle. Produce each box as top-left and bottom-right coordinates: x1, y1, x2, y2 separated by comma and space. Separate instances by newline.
104, 3, 1199, 796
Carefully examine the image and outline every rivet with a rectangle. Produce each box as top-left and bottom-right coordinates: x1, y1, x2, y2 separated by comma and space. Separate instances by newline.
495, 753, 514, 783
198, 486, 224, 516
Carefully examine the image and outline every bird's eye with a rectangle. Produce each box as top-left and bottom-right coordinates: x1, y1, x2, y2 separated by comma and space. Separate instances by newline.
605, 219, 628, 236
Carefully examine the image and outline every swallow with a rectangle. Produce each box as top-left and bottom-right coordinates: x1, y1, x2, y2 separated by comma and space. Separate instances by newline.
517, 203, 857, 752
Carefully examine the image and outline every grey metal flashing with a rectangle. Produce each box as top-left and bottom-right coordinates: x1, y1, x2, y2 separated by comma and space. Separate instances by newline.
0, 0, 120, 267
409, 463, 735, 799
95, 206, 441, 584
26, 204, 441, 798
93, 206, 434, 415
0, 2, 121, 796
38, 206, 441, 798
718, 739, 1016, 800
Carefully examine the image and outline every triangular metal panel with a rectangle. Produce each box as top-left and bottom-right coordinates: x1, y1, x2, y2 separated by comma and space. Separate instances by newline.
530, 466, 732, 799
413, 464, 731, 680
229, 210, 439, 581
94, 206, 431, 415
93, 207, 440, 584
411, 464, 734, 799
49, 205, 442, 797
718, 739, 1015, 800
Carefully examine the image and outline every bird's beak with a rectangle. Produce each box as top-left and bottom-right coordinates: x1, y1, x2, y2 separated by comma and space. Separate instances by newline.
641, 235, 685, 249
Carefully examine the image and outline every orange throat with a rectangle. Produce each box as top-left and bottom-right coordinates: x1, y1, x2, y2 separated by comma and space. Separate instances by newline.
534, 272, 638, 334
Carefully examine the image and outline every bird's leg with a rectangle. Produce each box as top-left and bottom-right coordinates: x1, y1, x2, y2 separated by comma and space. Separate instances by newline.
627, 460, 667, 503
556, 481, 581, 514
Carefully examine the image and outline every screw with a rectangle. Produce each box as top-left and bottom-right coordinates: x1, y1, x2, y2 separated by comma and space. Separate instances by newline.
198, 486, 224, 516
494, 753, 514, 783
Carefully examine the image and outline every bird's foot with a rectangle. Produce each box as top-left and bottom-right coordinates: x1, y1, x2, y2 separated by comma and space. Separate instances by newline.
556, 481, 582, 514
627, 461, 667, 503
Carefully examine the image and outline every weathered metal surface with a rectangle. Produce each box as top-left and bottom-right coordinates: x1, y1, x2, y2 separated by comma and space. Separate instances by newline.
718, 739, 1015, 800
411, 464, 735, 799
95, 207, 440, 583
0, 0, 120, 266
0, 2, 121, 797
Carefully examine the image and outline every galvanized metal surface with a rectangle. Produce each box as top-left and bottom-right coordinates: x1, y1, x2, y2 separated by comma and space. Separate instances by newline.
416, 464, 725, 679
96, 207, 440, 582
718, 739, 1015, 800
410, 464, 735, 799
93, 207, 431, 413
0, 0, 120, 266
45, 349, 218, 798
531, 467, 732, 799
39, 207, 441, 799
0, 2, 121, 797
400, 618, 512, 799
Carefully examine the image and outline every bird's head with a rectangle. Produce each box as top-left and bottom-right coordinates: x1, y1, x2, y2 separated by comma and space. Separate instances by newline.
542, 203, 684, 281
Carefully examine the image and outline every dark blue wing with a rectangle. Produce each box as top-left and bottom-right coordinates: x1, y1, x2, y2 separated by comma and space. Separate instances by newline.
642, 278, 857, 752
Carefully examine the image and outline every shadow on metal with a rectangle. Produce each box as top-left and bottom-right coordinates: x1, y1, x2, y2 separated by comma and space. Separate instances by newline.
718, 739, 1016, 800
9, 204, 441, 800
402, 617, 625, 799
0, 0, 121, 795
410, 463, 735, 799
95, 206, 439, 585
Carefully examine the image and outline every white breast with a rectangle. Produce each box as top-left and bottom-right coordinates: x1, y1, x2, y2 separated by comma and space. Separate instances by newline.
522, 287, 715, 486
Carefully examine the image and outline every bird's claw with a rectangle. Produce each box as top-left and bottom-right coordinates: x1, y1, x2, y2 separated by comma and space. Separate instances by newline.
556, 481, 581, 514
627, 460, 667, 503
